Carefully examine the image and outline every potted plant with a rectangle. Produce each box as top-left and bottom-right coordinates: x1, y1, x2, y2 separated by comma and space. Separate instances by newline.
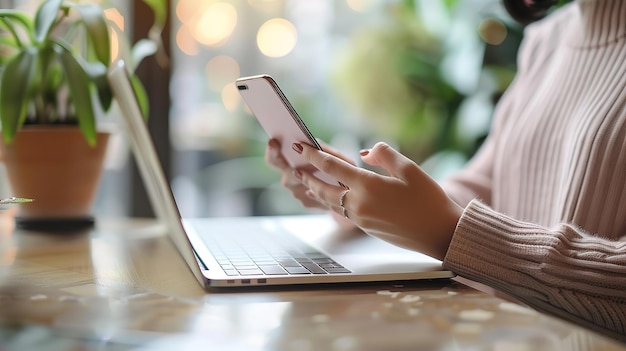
0, 0, 163, 230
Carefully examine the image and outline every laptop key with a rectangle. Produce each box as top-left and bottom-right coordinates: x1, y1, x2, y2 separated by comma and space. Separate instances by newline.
233, 264, 257, 270
288, 252, 308, 259
253, 259, 277, 265
259, 265, 288, 275
237, 268, 264, 275
301, 262, 327, 274
319, 263, 345, 269
284, 266, 311, 275
276, 259, 301, 267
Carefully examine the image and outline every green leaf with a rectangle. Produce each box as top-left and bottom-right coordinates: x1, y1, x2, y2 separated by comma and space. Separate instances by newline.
132, 39, 158, 68
0, 9, 33, 29
83, 61, 113, 112
142, 0, 167, 29
0, 10, 34, 31
34, 0, 63, 43
0, 10, 35, 44
73, 3, 110, 65
442, 0, 459, 11
130, 74, 150, 120
56, 43, 97, 146
0, 197, 34, 204
0, 47, 38, 144
0, 35, 18, 51
140, 0, 167, 66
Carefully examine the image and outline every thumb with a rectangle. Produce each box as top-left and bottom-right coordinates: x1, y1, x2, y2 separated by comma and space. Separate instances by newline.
360, 142, 414, 179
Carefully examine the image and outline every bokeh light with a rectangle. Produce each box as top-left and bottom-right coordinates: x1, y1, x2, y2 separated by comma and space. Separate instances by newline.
176, 24, 199, 56
104, 8, 124, 61
222, 83, 240, 112
176, 0, 205, 23
205, 55, 241, 91
478, 18, 508, 45
194, 2, 238, 47
104, 8, 124, 30
256, 18, 297, 58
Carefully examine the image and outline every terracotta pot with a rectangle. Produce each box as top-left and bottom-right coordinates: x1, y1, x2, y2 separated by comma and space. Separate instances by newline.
0, 127, 110, 224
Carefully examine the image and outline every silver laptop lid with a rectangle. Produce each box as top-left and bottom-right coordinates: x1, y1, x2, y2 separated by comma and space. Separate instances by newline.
107, 60, 206, 287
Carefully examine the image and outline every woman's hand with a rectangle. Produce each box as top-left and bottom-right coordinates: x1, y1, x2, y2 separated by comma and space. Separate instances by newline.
292, 141, 464, 260
265, 138, 357, 231
265, 139, 322, 209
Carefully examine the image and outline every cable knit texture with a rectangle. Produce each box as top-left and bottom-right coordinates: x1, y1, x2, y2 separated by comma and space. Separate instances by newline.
441, 0, 626, 339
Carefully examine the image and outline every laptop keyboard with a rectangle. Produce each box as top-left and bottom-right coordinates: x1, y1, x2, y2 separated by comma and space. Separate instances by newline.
199, 226, 351, 276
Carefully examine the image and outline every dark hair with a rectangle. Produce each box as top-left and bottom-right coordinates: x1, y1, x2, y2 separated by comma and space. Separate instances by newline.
503, 0, 558, 24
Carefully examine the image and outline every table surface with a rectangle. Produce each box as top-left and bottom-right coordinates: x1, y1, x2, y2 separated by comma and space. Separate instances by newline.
0, 213, 624, 351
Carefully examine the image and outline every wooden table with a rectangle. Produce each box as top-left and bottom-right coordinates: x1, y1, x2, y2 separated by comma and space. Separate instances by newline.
0, 214, 624, 350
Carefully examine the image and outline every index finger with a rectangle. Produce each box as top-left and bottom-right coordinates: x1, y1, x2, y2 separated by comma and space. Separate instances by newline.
295, 142, 360, 186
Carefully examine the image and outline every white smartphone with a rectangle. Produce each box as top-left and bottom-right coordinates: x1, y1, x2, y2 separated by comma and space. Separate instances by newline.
236, 75, 340, 186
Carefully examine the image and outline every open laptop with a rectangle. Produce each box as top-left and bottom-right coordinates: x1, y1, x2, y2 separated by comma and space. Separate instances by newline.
107, 60, 454, 289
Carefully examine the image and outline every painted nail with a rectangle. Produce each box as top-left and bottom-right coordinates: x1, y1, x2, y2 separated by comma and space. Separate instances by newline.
292, 143, 303, 154
359, 149, 370, 156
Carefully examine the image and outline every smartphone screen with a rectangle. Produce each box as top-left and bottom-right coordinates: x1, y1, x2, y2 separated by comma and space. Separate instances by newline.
236, 75, 340, 186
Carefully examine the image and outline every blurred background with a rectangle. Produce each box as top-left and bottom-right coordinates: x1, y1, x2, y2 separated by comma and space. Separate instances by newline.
0, 0, 525, 219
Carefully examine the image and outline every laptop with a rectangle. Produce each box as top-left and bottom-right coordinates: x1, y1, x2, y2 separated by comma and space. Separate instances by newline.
107, 60, 454, 289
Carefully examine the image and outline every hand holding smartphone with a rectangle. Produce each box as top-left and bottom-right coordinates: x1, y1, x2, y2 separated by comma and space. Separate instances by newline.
236, 75, 340, 186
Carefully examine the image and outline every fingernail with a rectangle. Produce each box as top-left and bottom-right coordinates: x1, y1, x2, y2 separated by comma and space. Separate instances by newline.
359, 149, 370, 156
292, 143, 303, 154
293, 169, 302, 180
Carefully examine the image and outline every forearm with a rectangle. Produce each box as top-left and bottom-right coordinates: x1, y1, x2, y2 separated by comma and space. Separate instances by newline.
443, 200, 626, 338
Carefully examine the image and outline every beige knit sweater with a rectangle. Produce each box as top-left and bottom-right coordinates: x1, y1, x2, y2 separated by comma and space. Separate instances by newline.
441, 0, 626, 339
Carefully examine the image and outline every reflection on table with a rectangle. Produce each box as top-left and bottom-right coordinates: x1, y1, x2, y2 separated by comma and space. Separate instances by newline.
0, 214, 624, 350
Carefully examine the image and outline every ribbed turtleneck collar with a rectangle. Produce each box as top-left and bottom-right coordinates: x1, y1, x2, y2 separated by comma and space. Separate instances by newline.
570, 0, 626, 47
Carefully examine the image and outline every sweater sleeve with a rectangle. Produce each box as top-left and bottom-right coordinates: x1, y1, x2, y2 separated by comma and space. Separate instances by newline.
443, 200, 626, 339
